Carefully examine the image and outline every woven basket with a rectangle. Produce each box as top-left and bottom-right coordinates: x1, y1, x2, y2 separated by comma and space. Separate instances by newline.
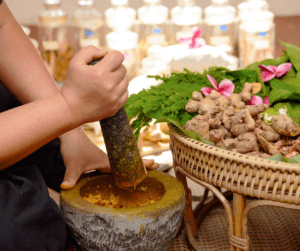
169, 124, 300, 205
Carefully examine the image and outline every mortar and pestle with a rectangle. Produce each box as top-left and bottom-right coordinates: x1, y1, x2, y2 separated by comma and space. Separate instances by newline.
60, 58, 185, 251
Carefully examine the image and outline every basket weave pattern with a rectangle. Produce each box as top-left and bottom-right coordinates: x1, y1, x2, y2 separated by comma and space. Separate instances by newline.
169, 125, 300, 205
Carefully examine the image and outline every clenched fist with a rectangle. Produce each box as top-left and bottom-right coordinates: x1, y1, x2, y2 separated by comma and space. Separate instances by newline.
60, 46, 129, 125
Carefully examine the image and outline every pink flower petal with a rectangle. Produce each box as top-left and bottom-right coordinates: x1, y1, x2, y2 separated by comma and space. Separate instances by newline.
275, 63, 293, 78
191, 26, 201, 42
206, 74, 219, 90
219, 91, 231, 98
248, 95, 263, 105
178, 37, 191, 44
201, 87, 214, 96
189, 38, 205, 49
189, 40, 197, 49
263, 96, 269, 106
258, 64, 277, 73
258, 64, 277, 82
218, 79, 235, 96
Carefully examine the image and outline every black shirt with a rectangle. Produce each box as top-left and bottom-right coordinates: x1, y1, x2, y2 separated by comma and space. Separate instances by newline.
0, 0, 3, 5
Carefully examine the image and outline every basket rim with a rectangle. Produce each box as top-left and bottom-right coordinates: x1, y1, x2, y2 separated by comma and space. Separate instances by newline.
169, 124, 300, 174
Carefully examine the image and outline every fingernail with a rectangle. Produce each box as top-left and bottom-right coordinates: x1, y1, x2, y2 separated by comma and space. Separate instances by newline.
61, 183, 74, 190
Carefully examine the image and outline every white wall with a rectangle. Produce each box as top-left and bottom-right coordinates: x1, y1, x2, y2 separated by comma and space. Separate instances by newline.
5, 0, 300, 25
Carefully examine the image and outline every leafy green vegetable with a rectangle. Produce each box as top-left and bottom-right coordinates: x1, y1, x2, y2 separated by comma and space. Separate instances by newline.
125, 67, 258, 139
268, 78, 300, 105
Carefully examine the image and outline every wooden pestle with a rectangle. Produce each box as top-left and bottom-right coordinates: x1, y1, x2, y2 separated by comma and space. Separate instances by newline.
88, 58, 147, 189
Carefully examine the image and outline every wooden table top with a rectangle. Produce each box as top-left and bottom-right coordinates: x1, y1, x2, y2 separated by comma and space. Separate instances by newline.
27, 15, 300, 62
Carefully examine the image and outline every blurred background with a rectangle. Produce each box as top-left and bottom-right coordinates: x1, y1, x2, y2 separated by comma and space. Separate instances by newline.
6, 0, 300, 24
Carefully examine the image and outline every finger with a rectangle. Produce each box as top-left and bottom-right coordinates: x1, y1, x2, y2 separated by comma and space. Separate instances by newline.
118, 89, 129, 109
73, 45, 108, 66
101, 51, 125, 72
60, 169, 82, 190
147, 163, 159, 170
112, 64, 127, 84
143, 159, 160, 170
143, 159, 155, 167
114, 75, 129, 100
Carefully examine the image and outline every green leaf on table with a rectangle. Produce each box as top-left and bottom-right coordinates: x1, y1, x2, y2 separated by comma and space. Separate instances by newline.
281, 41, 300, 73
268, 78, 300, 105
282, 77, 300, 89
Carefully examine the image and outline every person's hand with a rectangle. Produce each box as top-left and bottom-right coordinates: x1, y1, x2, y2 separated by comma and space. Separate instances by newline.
59, 128, 159, 190
60, 46, 129, 126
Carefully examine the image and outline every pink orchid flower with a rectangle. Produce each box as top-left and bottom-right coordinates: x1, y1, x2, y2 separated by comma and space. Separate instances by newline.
201, 74, 235, 98
258, 63, 292, 82
178, 26, 205, 49
247, 95, 270, 106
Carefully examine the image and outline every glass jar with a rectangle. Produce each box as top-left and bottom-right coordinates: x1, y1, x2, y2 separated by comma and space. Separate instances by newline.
238, 0, 275, 68
106, 29, 139, 81
204, 0, 237, 55
237, 0, 253, 20
170, 0, 202, 45
38, 0, 70, 82
72, 0, 103, 53
105, 0, 136, 32
137, 0, 169, 60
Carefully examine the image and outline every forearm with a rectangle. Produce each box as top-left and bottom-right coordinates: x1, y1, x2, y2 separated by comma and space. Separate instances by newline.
0, 93, 77, 170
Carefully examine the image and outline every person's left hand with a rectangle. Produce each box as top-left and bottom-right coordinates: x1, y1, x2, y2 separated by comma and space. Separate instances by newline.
59, 127, 159, 190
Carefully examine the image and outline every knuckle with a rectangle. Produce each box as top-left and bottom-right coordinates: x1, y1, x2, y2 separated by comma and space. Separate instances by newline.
121, 65, 127, 75
110, 50, 124, 61
84, 45, 97, 51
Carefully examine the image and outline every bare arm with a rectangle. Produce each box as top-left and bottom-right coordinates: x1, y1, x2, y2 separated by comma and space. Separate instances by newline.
0, 1, 84, 156
0, 2, 129, 170
0, 46, 128, 170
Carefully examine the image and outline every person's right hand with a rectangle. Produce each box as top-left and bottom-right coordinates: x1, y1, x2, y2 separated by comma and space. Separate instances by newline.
60, 45, 129, 125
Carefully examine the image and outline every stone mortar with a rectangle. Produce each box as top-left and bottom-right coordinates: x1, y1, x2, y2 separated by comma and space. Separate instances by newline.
60, 170, 185, 251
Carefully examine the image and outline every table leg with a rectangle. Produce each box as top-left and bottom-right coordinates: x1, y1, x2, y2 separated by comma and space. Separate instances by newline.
233, 193, 246, 251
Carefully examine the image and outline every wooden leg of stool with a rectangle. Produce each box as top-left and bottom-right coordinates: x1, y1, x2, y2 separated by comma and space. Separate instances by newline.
175, 167, 198, 236
233, 193, 246, 251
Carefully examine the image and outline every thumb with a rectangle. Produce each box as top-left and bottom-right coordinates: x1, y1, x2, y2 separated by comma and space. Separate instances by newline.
60, 169, 82, 190
73, 45, 107, 66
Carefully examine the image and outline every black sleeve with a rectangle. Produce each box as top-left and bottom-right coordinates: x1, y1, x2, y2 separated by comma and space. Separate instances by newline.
0, 0, 3, 5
